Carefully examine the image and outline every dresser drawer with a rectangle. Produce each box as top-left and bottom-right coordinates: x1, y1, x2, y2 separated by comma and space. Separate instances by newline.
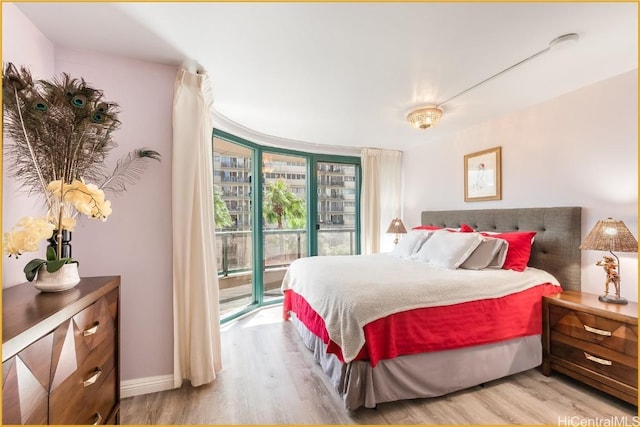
2, 277, 121, 425
76, 367, 117, 425
2, 331, 54, 425
73, 293, 116, 352
549, 304, 637, 357
2, 356, 49, 425
48, 322, 116, 424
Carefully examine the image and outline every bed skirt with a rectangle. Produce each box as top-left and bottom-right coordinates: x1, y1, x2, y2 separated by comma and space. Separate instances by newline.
291, 314, 542, 410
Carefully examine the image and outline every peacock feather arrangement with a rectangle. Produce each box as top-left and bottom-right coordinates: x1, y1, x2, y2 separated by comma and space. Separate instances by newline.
2, 62, 161, 199
2, 62, 161, 273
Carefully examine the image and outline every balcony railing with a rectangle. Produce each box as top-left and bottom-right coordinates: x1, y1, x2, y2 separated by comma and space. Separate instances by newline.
216, 227, 357, 317
216, 228, 356, 277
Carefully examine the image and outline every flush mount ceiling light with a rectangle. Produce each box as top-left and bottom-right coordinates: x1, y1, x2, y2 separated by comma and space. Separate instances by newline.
407, 32, 580, 130
407, 106, 443, 129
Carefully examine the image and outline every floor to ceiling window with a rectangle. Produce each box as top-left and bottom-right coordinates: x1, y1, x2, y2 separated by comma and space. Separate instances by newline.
213, 137, 255, 317
262, 151, 309, 306
213, 130, 361, 321
317, 161, 358, 256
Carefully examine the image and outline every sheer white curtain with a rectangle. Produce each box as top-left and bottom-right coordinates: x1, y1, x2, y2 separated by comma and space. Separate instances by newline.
172, 68, 222, 388
360, 148, 403, 254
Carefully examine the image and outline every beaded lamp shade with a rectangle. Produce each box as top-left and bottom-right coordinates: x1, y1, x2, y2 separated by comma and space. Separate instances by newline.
406, 107, 443, 129
579, 218, 638, 252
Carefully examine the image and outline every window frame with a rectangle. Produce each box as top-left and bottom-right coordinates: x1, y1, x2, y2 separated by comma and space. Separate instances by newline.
214, 129, 361, 323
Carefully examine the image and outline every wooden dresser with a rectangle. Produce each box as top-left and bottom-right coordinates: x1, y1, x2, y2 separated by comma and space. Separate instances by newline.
2, 276, 121, 424
542, 290, 637, 405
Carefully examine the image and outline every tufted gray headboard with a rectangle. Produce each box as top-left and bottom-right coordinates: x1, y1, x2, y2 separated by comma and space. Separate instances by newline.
421, 207, 582, 291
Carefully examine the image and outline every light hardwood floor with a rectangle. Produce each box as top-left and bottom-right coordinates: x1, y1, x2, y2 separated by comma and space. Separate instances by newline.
121, 305, 637, 425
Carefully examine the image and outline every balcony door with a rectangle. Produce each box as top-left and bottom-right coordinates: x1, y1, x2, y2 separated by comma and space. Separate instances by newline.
213, 130, 360, 321
262, 152, 308, 304
213, 136, 255, 318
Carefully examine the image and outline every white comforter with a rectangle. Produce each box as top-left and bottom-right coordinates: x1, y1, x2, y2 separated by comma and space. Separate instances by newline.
281, 253, 560, 363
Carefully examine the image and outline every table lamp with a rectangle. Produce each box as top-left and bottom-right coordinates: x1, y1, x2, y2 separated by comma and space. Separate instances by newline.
386, 218, 407, 245
579, 218, 638, 304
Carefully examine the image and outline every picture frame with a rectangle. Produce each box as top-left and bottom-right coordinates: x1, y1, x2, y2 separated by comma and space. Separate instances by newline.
464, 146, 502, 202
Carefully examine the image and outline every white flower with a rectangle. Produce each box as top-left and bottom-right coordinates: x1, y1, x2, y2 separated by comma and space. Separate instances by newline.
2, 216, 55, 257
3, 179, 112, 258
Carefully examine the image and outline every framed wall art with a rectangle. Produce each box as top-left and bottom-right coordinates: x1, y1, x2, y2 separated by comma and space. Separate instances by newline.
464, 146, 502, 202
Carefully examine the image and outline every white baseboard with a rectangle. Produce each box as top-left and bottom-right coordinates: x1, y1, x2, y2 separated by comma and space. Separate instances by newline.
120, 374, 175, 398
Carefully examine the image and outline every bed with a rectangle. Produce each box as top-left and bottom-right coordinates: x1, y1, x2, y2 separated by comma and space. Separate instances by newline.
282, 206, 582, 410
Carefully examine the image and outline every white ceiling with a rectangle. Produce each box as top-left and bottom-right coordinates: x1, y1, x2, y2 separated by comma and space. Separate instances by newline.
13, 2, 638, 151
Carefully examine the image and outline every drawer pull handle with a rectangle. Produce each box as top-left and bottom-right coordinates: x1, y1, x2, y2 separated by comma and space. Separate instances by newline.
83, 368, 102, 387
584, 352, 612, 366
83, 322, 100, 336
583, 325, 612, 336
92, 412, 102, 425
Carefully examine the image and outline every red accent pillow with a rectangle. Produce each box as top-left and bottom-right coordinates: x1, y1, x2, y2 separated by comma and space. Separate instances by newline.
481, 231, 537, 272
412, 225, 442, 231
459, 224, 475, 232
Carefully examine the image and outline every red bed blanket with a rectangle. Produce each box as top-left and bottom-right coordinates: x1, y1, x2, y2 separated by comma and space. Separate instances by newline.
284, 283, 561, 367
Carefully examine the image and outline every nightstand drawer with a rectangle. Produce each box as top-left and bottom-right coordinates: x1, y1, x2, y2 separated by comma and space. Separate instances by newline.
551, 338, 637, 388
549, 304, 637, 357
543, 291, 638, 406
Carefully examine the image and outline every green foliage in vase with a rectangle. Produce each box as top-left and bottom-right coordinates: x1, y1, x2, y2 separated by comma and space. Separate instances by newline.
23, 247, 77, 282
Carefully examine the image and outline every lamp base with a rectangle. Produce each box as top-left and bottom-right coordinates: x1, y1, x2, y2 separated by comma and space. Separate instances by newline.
598, 295, 628, 305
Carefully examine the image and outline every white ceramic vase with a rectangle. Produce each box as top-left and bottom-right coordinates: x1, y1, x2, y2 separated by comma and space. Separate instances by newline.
34, 263, 81, 292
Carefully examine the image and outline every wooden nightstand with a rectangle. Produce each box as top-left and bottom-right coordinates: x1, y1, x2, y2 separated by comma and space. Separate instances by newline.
542, 290, 638, 405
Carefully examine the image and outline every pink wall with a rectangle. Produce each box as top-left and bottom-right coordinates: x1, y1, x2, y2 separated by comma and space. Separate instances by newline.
53, 49, 176, 381
2, 4, 176, 382
2, 3, 55, 285
403, 69, 638, 301
1, 3, 54, 74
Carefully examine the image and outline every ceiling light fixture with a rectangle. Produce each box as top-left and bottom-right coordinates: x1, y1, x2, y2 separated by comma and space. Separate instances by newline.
407, 106, 443, 129
407, 32, 579, 130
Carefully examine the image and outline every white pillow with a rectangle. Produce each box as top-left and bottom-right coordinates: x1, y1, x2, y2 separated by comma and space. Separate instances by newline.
391, 230, 433, 258
414, 230, 483, 269
459, 237, 508, 270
